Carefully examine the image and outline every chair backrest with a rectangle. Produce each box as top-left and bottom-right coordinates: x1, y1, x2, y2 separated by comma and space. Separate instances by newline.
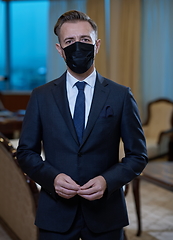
143, 99, 173, 139
0, 134, 39, 240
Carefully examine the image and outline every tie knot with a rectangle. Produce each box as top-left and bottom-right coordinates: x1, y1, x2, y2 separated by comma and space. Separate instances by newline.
75, 81, 86, 91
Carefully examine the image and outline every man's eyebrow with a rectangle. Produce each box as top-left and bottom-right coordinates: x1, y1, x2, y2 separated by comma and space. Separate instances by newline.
64, 35, 92, 41
80, 35, 92, 39
64, 37, 74, 41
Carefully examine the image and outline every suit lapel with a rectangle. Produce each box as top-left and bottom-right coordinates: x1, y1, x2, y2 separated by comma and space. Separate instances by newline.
82, 73, 110, 146
51, 72, 79, 144
51, 72, 110, 147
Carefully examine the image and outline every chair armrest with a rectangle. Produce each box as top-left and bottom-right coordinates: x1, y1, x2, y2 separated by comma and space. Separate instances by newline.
158, 128, 173, 144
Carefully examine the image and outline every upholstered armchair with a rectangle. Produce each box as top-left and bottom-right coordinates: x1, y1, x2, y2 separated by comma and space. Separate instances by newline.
120, 99, 173, 237
142, 99, 173, 160
0, 133, 39, 240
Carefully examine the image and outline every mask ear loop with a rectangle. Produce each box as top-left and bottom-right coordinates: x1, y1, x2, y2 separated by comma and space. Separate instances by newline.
94, 40, 98, 57
60, 44, 65, 50
58, 44, 67, 62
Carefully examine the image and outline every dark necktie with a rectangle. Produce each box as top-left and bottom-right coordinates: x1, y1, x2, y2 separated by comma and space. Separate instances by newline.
73, 81, 86, 144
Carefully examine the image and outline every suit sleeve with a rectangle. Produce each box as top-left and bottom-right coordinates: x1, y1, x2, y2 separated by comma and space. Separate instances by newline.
17, 89, 60, 199
102, 88, 148, 197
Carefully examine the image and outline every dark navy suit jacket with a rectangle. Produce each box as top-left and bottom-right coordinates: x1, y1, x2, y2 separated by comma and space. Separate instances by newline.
17, 72, 148, 233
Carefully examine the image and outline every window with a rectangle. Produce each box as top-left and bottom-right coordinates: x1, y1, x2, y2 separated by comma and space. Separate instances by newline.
0, 2, 6, 90
0, 0, 49, 91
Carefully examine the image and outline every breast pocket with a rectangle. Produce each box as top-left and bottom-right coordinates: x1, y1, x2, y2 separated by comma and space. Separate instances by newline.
95, 115, 119, 136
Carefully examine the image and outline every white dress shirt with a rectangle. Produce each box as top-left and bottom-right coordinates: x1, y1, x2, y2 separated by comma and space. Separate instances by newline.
66, 70, 96, 128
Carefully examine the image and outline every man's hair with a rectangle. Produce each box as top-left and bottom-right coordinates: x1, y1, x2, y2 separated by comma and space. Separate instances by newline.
54, 10, 98, 42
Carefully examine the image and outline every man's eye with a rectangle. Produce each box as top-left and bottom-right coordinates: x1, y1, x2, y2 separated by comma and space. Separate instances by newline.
81, 38, 90, 42
65, 40, 74, 45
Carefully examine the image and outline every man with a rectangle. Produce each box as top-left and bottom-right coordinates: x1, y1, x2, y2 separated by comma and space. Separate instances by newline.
17, 10, 148, 240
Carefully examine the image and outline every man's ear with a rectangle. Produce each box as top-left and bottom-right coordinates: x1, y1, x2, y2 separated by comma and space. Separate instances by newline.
95, 39, 101, 54
55, 43, 64, 58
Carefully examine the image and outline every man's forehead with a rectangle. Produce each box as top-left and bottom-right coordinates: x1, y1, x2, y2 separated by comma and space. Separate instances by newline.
60, 21, 94, 34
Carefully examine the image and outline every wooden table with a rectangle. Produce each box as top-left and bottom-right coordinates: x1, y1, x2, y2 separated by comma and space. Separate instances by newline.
0, 110, 24, 138
141, 161, 173, 191
132, 161, 173, 236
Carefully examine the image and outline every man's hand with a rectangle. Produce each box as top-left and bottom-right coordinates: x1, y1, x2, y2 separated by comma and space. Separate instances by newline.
54, 173, 80, 199
77, 176, 107, 201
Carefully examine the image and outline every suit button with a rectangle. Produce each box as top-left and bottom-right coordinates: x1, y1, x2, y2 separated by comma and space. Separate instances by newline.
78, 152, 82, 157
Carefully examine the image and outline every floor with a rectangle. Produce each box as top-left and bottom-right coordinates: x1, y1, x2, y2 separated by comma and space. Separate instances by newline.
125, 180, 173, 240
0, 166, 173, 240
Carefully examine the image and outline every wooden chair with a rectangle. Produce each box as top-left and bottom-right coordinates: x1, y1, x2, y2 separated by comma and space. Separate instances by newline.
142, 98, 173, 160
0, 133, 39, 240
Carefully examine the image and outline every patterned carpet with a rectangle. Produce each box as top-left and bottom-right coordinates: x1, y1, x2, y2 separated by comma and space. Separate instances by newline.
125, 180, 173, 240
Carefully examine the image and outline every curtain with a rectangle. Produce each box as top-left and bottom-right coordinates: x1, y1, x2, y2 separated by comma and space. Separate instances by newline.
86, 0, 108, 77
141, 0, 173, 120
109, 0, 142, 112
87, 0, 142, 111
46, 0, 87, 82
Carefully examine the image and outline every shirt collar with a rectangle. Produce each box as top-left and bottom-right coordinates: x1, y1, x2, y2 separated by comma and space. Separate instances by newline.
67, 69, 96, 89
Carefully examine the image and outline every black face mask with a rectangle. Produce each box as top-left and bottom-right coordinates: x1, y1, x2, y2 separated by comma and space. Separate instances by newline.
63, 42, 94, 74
